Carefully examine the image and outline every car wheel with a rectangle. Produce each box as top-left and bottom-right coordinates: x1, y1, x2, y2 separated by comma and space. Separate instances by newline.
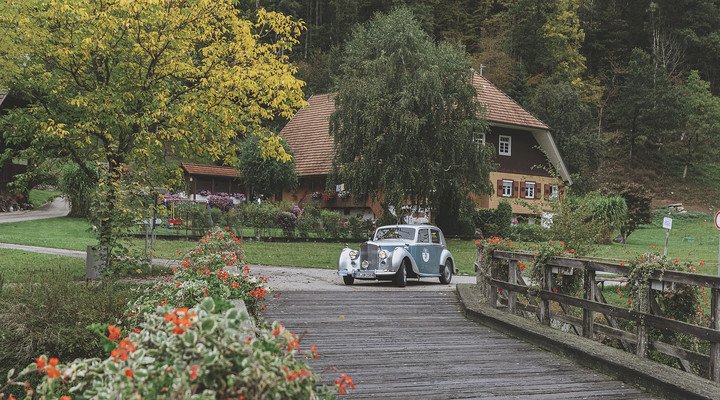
343, 275, 355, 285
394, 261, 408, 287
440, 259, 453, 284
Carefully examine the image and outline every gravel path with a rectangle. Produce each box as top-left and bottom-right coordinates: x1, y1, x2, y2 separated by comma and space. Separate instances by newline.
0, 242, 475, 290
0, 197, 70, 224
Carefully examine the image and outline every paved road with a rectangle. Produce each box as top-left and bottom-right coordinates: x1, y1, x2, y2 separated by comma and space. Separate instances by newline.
264, 290, 655, 399
0, 197, 70, 224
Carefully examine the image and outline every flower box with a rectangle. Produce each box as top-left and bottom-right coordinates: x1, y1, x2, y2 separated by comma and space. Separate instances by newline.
650, 280, 676, 293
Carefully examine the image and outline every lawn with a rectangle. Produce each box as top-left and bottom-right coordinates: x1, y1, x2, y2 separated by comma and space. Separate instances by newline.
28, 189, 62, 209
0, 212, 717, 277
0, 248, 85, 283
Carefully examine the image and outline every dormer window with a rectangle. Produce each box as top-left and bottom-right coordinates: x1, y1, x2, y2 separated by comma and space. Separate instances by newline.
499, 135, 511, 156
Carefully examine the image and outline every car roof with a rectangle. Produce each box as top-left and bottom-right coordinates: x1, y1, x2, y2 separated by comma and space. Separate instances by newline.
376, 224, 439, 230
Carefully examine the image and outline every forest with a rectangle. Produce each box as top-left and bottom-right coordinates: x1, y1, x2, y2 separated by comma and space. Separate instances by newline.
245, 0, 720, 209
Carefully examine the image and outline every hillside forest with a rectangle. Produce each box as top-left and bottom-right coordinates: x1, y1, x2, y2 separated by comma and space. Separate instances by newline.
246, 0, 720, 210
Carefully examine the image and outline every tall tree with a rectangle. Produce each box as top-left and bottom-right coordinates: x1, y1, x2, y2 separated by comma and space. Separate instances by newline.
0, 0, 306, 262
329, 7, 494, 233
677, 70, 720, 178
239, 135, 298, 198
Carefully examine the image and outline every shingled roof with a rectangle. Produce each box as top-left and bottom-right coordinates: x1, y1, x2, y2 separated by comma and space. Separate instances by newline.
181, 163, 240, 178
280, 74, 550, 177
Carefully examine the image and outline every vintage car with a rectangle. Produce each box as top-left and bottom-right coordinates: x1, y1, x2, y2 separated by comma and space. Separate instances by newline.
338, 224, 456, 287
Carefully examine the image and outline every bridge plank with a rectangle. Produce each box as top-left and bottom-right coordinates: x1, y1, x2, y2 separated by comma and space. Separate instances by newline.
265, 290, 656, 399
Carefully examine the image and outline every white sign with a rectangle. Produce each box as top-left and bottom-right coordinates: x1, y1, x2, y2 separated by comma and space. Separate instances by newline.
715, 211, 720, 230
336, 183, 345, 192
662, 217, 673, 230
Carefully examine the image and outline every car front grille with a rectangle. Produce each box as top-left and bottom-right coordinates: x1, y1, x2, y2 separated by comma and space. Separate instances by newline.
360, 243, 379, 269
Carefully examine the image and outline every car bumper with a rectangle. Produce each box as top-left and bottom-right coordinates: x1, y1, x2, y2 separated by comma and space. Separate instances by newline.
338, 269, 396, 279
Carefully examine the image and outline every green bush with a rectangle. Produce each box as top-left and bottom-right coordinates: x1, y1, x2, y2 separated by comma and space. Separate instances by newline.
59, 162, 96, 217
319, 209, 343, 239
174, 202, 213, 235
474, 200, 512, 237
347, 216, 374, 240
508, 223, 548, 242
296, 203, 322, 238
0, 271, 140, 380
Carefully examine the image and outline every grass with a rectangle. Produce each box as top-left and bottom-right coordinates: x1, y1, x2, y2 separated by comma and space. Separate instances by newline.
0, 249, 85, 283
0, 211, 717, 277
28, 189, 62, 209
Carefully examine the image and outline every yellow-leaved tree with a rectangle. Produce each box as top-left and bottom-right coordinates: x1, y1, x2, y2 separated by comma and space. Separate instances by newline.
0, 0, 305, 262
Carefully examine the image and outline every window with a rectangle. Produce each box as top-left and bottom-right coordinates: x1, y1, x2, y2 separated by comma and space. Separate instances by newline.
431, 230, 442, 244
473, 132, 486, 147
525, 182, 535, 199
499, 135, 511, 156
502, 180, 513, 197
417, 229, 430, 243
375, 227, 415, 241
550, 185, 559, 200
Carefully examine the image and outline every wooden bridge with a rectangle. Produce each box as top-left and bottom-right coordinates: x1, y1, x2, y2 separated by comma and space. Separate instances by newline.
265, 288, 655, 399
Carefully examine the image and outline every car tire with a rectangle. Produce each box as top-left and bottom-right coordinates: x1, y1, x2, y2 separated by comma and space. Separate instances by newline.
394, 261, 408, 287
439, 260, 453, 284
343, 275, 355, 285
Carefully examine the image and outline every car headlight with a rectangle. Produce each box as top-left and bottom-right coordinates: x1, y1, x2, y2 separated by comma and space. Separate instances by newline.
349, 250, 359, 260
379, 250, 389, 259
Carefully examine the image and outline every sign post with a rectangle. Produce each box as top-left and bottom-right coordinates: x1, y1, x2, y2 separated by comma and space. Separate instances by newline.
662, 216, 673, 257
715, 211, 720, 276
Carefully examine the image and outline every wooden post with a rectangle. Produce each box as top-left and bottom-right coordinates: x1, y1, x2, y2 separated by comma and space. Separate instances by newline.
710, 288, 720, 382
636, 285, 650, 358
508, 260, 517, 314
540, 265, 552, 325
583, 270, 596, 339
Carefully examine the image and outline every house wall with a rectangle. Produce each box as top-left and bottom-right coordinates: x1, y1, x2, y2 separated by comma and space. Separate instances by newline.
486, 126, 553, 177
480, 171, 563, 215
184, 174, 243, 196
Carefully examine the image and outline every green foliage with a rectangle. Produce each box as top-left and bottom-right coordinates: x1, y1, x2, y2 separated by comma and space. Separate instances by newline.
239, 135, 298, 198
474, 200, 512, 238
602, 182, 652, 241
330, 7, 494, 229
0, 272, 139, 380
583, 192, 628, 243
508, 223, 548, 242
59, 162, 96, 217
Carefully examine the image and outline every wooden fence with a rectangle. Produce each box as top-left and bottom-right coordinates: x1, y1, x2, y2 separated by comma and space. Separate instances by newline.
475, 248, 720, 383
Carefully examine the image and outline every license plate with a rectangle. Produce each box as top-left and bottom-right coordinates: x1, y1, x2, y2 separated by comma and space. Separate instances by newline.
355, 271, 376, 279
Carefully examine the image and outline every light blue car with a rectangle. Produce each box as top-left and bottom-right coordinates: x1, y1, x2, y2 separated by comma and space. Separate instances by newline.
338, 224, 456, 287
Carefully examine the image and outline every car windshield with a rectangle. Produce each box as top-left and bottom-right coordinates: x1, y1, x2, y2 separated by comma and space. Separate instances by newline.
374, 227, 416, 241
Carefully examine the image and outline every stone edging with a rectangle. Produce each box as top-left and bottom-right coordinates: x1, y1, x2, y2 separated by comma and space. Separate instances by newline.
456, 283, 720, 400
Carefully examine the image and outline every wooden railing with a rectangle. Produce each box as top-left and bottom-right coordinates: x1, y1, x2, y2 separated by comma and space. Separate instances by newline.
475, 248, 720, 382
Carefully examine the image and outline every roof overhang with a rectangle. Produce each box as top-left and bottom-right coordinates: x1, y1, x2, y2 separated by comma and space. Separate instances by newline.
489, 122, 573, 185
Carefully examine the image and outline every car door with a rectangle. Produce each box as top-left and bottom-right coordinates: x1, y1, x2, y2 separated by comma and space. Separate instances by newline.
429, 229, 443, 273
413, 228, 433, 274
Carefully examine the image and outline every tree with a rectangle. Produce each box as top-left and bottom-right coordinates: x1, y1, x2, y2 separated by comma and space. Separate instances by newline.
239, 135, 298, 198
677, 70, 720, 179
601, 182, 652, 243
0, 0, 306, 263
608, 48, 683, 160
329, 7, 494, 234
530, 81, 603, 192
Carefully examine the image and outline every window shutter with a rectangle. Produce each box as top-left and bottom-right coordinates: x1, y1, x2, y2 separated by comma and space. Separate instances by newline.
497, 179, 503, 196
559, 186, 565, 198
544, 184, 550, 200
519, 182, 526, 199
513, 181, 519, 197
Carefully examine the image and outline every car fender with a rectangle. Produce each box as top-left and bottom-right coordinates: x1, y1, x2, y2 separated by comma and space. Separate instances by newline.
440, 249, 457, 273
338, 247, 357, 276
390, 247, 420, 274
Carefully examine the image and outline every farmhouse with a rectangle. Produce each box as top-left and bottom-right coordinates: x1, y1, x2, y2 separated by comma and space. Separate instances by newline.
278, 73, 572, 218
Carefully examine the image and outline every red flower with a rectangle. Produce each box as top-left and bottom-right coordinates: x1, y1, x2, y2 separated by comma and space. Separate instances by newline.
60, 396, 72, 400
335, 373, 356, 395
552, 287, 558, 294
272, 323, 283, 336
249, 287, 267, 300
131, 327, 141, 334
124, 368, 134, 378
700, 261, 706, 267
107, 325, 121, 341
36, 356, 46, 370
46, 358, 61, 379
190, 365, 200, 380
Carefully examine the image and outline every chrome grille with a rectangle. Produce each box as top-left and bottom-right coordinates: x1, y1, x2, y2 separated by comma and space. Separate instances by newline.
360, 243, 379, 269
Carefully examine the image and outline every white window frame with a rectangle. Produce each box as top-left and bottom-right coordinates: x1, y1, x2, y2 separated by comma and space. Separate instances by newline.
550, 185, 559, 200
498, 135, 512, 156
502, 180, 513, 197
525, 182, 536, 199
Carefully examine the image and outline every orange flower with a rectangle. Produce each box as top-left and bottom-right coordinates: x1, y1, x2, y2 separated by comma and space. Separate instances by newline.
700, 261, 706, 267
131, 327, 141, 334
287, 338, 300, 352
272, 323, 283, 336
36, 356, 46, 370
107, 325, 121, 341
190, 365, 200, 380
60, 396, 72, 400
124, 368, 134, 378
335, 373, 355, 395
248, 287, 267, 300
46, 359, 61, 379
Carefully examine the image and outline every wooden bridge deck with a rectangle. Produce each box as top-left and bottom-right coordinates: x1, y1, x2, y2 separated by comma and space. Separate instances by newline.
265, 290, 656, 399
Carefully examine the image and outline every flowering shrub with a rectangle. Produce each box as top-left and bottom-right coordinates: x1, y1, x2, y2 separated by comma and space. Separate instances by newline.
311, 191, 322, 200
337, 190, 351, 200
527, 241, 580, 295
198, 190, 211, 197
0, 228, 353, 398
276, 211, 298, 236
6, 298, 334, 399
207, 194, 235, 211
321, 190, 336, 201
